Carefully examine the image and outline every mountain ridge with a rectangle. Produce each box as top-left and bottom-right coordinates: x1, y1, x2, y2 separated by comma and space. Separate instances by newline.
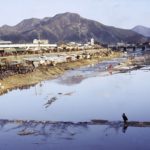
0, 12, 147, 44
132, 25, 150, 37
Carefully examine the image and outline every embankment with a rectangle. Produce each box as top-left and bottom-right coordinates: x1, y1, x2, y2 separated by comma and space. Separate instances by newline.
0, 51, 121, 95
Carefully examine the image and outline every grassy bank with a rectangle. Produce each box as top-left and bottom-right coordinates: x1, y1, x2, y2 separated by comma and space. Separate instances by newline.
0, 52, 122, 95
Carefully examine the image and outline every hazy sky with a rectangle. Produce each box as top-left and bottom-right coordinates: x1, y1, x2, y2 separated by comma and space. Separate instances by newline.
0, 0, 149, 29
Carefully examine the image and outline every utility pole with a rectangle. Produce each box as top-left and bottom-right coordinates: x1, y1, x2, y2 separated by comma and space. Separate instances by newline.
78, 17, 81, 40
38, 33, 41, 51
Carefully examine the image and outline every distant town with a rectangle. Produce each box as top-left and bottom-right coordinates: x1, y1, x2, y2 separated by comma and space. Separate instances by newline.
0, 38, 150, 57
0, 38, 101, 56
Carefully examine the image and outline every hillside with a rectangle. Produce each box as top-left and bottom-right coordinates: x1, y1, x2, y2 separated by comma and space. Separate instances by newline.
0, 12, 147, 44
132, 25, 150, 37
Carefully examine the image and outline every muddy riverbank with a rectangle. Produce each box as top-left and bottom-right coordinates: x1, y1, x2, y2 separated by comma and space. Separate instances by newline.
0, 51, 122, 95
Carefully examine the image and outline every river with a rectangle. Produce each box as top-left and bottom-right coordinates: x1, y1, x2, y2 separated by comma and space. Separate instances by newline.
0, 53, 150, 150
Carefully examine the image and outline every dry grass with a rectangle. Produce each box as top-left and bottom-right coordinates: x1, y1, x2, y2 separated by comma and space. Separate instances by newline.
0, 52, 122, 95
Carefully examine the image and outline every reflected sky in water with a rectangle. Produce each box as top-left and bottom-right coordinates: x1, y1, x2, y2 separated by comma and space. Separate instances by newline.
0, 58, 150, 150
0, 61, 150, 122
0, 122, 150, 150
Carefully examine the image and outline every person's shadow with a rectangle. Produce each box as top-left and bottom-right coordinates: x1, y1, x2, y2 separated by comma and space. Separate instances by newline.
122, 123, 128, 133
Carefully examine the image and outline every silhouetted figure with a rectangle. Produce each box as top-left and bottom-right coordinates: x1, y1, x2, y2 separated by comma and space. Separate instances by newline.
122, 113, 128, 124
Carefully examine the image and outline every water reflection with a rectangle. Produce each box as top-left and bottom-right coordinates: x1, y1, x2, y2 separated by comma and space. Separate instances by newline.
44, 91, 75, 108
1, 53, 150, 121
0, 53, 150, 149
0, 119, 88, 139
0, 119, 150, 138
58, 53, 150, 86
122, 124, 128, 133
0, 83, 37, 96
0, 119, 149, 150
44, 96, 58, 108
58, 59, 123, 85
1, 65, 150, 121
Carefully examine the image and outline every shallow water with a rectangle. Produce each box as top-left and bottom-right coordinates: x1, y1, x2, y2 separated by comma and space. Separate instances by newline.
0, 57, 150, 149
0, 60, 150, 122
0, 122, 150, 150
